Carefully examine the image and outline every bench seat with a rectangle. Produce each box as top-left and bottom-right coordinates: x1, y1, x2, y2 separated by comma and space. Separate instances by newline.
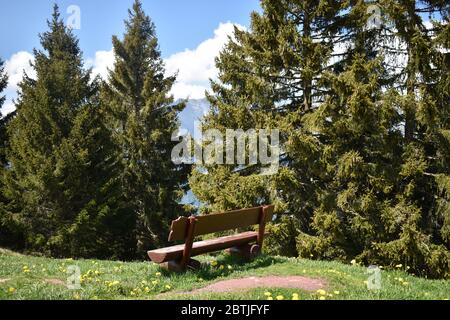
148, 231, 258, 264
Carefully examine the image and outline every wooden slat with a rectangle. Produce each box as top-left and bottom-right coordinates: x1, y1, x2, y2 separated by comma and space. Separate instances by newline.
193, 206, 271, 237
148, 231, 259, 263
167, 205, 275, 242
168, 216, 189, 241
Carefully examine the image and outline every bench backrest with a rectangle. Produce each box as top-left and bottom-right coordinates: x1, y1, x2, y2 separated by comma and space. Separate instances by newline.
168, 205, 274, 242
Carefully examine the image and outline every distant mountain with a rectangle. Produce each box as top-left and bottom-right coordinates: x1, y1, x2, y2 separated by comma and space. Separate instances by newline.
177, 98, 210, 210
178, 98, 210, 136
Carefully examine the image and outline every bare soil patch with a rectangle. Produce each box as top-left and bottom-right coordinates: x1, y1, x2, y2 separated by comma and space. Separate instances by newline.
160, 275, 328, 298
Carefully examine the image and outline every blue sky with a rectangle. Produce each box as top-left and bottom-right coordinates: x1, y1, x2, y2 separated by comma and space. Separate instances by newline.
1, 0, 261, 115
0, 0, 260, 58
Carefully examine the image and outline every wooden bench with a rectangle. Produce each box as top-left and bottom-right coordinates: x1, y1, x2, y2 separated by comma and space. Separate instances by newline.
147, 205, 274, 272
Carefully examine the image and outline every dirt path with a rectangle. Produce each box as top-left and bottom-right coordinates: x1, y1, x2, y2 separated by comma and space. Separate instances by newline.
157, 275, 327, 298
190, 276, 327, 294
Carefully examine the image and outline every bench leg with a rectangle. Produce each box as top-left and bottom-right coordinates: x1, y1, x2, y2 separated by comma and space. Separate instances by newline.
226, 243, 261, 260
160, 258, 202, 272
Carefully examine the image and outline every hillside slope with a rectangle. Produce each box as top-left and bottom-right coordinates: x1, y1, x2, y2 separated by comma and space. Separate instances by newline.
0, 249, 448, 300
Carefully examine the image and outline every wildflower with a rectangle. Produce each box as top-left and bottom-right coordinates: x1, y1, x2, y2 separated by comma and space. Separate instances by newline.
144, 287, 150, 293
152, 280, 158, 285
155, 272, 162, 277
8, 287, 16, 293
350, 259, 356, 265
267, 297, 273, 300
264, 292, 272, 297
210, 261, 218, 267
319, 296, 326, 300
219, 265, 224, 270
292, 293, 300, 300
165, 285, 171, 290
395, 264, 403, 268
276, 295, 284, 300
73, 293, 80, 300
227, 265, 233, 270
333, 291, 340, 295
316, 289, 326, 296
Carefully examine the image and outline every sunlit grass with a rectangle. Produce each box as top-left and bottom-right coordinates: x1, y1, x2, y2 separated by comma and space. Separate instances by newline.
0, 248, 448, 300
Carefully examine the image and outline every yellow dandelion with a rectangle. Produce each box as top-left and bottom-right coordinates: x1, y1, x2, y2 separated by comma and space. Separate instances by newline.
155, 272, 162, 277
219, 265, 224, 270
276, 295, 284, 300
152, 280, 158, 285
73, 293, 80, 300
395, 264, 403, 268
8, 287, 16, 293
144, 287, 150, 293
316, 289, 327, 295
319, 296, 326, 300
210, 260, 218, 267
267, 297, 273, 300
264, 292, 272, 297
165, 285, 171, 290
333, 291, 340, 295
350, 259, 356, 265
227, 265, 233, 270
292, 293, 300, 300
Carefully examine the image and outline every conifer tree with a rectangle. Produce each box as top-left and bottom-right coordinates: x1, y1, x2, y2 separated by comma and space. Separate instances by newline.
0, 57, 8, 166
190, 0, 449, 277
102, 0, 189, 255
190, 0, 350, 255
2, 5, 129, 258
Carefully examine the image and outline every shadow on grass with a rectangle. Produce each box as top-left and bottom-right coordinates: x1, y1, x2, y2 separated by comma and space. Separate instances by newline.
183, 254, 287, 281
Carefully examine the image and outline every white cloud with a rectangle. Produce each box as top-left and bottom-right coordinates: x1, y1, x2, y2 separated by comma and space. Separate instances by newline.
1, 21, 243, 115
5, 51, 35, 91
86, 49, 114, 79
164, 22, 245, 100
1, 51, 35, 115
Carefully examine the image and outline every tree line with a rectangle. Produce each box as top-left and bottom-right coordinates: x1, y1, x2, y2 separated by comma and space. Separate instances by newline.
0, 1, 448, 278
0, 1, 191, 260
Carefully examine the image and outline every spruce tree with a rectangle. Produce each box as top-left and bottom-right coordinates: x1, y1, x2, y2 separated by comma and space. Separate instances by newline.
190, 0, 349, 255
102, 0, 189, 255
2, 5, 130, 258
190, 0, 449, 277
0, 57, 8, 166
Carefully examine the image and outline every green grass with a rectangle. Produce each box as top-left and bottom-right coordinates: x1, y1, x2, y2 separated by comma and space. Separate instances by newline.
0, 248, 448, 300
